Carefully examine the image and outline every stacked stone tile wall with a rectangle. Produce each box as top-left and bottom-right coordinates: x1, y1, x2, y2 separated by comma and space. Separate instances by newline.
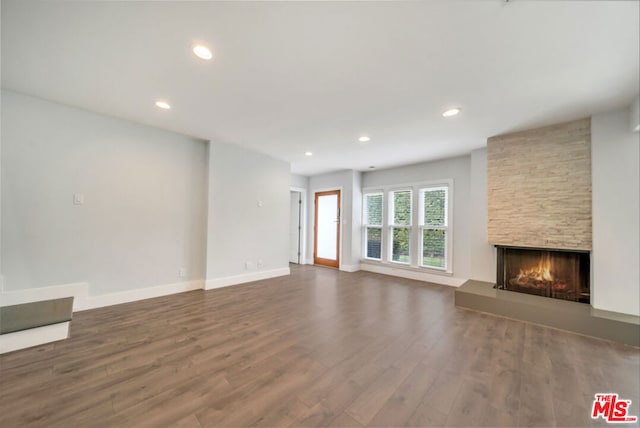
487, 118, 592, 251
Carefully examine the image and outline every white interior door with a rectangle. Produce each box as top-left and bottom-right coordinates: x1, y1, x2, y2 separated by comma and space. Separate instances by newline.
289, 191, 301, 263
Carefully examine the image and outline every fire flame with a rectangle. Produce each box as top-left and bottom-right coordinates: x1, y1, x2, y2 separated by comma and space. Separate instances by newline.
516, 257, 554, 282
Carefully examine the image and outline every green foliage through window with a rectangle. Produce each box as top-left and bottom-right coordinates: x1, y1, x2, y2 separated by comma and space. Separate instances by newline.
366, 228, 382, 259
423, 229, 445, 268
392, 191, 412, 226
422, 188, 446, 227
392, 227, 410, 263
362, 184, 450, 269
366, 194, 383, 226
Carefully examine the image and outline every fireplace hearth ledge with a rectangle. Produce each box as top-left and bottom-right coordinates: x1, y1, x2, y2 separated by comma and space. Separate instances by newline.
455, 280, 640, 347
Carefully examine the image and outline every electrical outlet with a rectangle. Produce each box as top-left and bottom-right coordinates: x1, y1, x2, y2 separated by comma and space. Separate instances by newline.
245, 261, 254, 270
257, 260, 264, 268
73, 193, 84, 205
179, 267, 187, 278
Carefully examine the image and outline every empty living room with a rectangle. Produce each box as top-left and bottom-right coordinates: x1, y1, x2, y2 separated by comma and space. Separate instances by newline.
1, 1, 639, 427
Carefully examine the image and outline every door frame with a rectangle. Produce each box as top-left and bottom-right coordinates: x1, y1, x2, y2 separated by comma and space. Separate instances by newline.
290, 186, 307, 264
313, 188, 342, 269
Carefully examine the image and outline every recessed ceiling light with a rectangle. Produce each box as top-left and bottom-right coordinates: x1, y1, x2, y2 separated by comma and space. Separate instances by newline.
193, 45, 213, 60
304, 151, 313, 156
369, 166, 376, 169
358, 136, 371, 143
155, 100, 171, 110
442, 107, 461, 117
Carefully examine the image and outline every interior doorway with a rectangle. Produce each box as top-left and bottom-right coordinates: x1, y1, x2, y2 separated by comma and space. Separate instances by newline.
289, 190, 302, 264
314, 190, 340, 268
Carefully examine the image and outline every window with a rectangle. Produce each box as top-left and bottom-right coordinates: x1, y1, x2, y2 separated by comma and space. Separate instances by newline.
420, 186, 448, 270
389, 189, 412, 264
362, 181, 452, 273
363, 193, 383, 260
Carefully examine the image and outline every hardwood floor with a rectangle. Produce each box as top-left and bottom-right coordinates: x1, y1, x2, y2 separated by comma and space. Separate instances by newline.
1, 265, 638, 427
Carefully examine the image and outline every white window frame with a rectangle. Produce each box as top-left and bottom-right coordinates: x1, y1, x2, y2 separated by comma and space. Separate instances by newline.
388, 188, 412, 265
363, 191, 384, 261
361, 179, 453, 275
419, 185, 450, 271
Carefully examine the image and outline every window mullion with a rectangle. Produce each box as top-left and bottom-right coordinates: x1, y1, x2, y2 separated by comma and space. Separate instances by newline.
410, 186, 420, 267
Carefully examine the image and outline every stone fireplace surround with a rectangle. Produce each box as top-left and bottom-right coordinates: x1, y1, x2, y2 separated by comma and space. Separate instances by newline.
487, 117, 592, 251
455, 117, 639, 346
486, 118, 594, 303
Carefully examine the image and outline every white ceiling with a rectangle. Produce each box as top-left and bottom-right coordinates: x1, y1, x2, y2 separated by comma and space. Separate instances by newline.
2, 1, 639, 176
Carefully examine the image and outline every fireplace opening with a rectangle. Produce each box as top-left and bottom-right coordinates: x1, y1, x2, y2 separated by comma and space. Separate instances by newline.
496, 246, 590, 304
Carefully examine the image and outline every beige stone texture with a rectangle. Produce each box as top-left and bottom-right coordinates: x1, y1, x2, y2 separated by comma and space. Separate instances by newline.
487, 118, 592, 250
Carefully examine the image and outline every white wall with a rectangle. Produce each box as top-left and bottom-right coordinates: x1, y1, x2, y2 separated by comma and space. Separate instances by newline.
0, 6, 3, 285
469, 148, 496, 282
591, 107, 640, 316
206, 141, 290, 283
362, 155, 472, 280
1, 90, 208, 296
290, 173, 309, 190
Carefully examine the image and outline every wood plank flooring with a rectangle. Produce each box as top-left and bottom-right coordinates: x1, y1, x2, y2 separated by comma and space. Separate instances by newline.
1, 265, 638, 427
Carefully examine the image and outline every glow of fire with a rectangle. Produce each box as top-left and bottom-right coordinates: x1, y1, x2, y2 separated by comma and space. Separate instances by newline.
517, 257, 554, 282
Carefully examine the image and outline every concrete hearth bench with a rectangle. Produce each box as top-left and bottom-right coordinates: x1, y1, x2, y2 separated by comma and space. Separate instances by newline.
0, 297, 74, 354
455, 280, 640, 347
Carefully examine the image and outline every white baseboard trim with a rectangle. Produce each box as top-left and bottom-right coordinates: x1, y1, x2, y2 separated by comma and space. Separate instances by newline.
205, 267, 290, 290
0, 280, 205, 313
84, 280, 204, 310
0, 282, 89, 311
360, 263, 467, 287
0, 280, 204, 353
305, 258, 314, 265
340, 263, 361, 273
0, 321, 70, 354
